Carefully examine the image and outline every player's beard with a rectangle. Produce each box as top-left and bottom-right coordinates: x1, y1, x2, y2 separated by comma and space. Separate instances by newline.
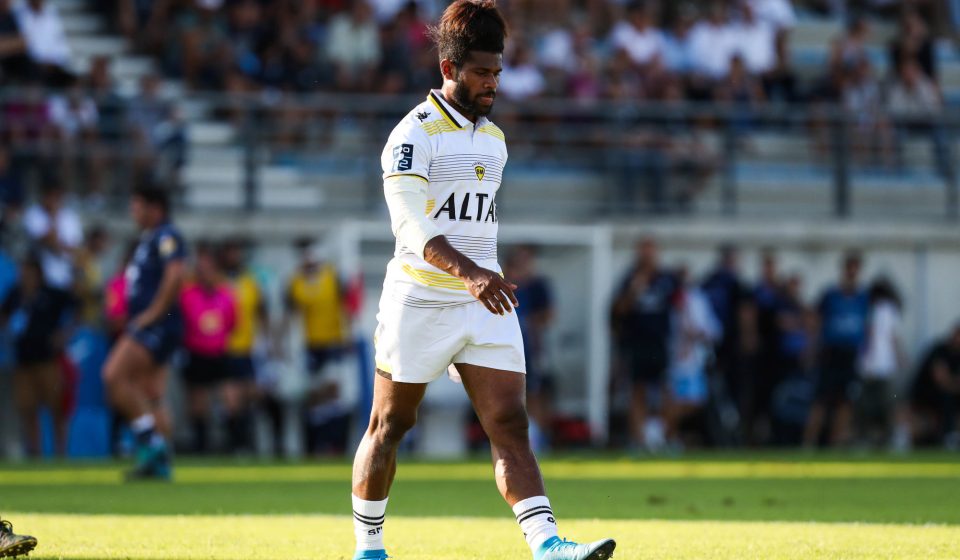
452, 75, 495, 118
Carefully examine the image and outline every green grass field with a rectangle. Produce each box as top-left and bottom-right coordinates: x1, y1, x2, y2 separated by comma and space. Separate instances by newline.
3, 453, 960, 559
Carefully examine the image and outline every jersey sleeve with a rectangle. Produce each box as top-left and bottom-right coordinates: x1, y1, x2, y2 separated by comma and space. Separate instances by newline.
157, 228, 187, 265
381, 120, 431, 184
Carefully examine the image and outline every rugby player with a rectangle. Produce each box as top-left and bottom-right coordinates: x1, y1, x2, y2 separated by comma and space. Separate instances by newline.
102, 186, 187, 480
350, 2, 615, 559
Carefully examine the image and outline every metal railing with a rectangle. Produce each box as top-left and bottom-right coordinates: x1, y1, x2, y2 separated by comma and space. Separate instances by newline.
2, 89, 957, 220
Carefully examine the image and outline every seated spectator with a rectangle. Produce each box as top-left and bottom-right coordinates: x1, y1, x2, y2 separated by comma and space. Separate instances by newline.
661, 5, 696, 76
13, 0, 73, 87
887, 59, 953, 182
0, 0, 29, 83
22, 178, 83, 291
609, 1, 665, 71
843, 58, 893, 167
499, 43, 545, 101
49, 79, 102, 201
127, 73, 187, 187
908, 324, 960, 449
733, 2, 776, 76
85, 56, 125, 200
1, 254, 76, 457
831, 16, 871, 72
325, 1, 380, 92
890, 10, 936, 81
763, 30, 798, 103
715, 55, 766, 138
174, 0, 231, 90
688, 2, 736, 96
748, 0, 796, 32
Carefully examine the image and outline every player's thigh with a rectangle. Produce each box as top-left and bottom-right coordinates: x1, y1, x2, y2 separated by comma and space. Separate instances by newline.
369, 372, 428, 430
456, 363, 527, 431
103, 335, 155, 385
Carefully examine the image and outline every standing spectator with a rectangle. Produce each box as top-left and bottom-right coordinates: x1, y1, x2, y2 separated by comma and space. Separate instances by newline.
179, 241, 237, 454
221, 237, 269, 455
887, 59, 953, 184
612, 237, 677, 451
2, 254, 75, 456
702, 244, 752, 428
504, 246, 554, 450
86, 56, 126, 199
804, 251, 869, 448
906, 324, 960, 449
661, 5, 696, 76
743, 249, 785, 445
857, 277, 905, 447
22, 179, 83, 291
747, 0, 796, 32
665, 265, 720, 449
281, 238, 351, 455
74, 224, 110, 326
325, 1, 380, 91
12, 0, 73, 87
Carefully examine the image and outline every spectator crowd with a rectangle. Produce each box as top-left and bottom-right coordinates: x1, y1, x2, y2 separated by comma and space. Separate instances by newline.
0, 0, 956, 210
609, 239, 960, 453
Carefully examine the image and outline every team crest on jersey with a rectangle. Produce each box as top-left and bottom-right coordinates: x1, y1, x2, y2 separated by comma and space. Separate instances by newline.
159, 235, 177, 257
474, 162, 486, 182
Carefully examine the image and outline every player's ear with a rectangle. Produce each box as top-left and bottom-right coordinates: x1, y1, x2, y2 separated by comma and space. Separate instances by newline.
439, 58, 457, 81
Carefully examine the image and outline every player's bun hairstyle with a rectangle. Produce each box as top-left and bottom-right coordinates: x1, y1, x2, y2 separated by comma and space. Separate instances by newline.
133, 184, 171, 214
427, 0, 508, 67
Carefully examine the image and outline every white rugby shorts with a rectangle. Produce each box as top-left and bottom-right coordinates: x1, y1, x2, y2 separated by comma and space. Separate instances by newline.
373, 294, 526, 383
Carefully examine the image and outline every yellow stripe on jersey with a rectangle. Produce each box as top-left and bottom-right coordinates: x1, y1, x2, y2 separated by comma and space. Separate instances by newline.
385, 172, 428, 182
477, 124, 506, 142
401, 264, 468, 291
425, 199, 436, 215
421, 120, 460, 136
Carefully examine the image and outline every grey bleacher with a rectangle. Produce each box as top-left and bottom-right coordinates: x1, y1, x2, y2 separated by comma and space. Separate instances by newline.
57, 1, 960, 219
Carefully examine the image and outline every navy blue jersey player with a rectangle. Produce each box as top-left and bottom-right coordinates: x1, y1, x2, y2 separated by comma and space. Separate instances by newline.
103, 186, 187, 480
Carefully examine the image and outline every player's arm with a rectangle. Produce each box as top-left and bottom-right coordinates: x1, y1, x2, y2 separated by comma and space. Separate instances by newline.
131, 259, 186, 330
423, 237, 518, 316
382, 125, 517, 315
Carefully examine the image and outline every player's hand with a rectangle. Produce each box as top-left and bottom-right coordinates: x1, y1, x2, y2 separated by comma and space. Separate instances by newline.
462, 265, 519, 316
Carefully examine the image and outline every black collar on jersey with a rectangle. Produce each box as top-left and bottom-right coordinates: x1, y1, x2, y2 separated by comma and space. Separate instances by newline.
428, 91, 464, 129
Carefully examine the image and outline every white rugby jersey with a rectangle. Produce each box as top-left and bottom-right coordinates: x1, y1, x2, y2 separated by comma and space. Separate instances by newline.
380, 90, 507, 307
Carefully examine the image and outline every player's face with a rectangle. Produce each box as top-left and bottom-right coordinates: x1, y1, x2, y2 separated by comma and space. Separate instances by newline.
451, 51, 502, 118
130, 197, 147, 228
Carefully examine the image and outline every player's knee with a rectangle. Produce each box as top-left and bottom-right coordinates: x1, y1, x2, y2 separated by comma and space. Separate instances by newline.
485, 405, 529, 443
371, 408, 417, 445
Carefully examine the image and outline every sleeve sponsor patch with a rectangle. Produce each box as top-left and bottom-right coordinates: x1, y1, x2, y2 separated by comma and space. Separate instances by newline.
392, 144, 414, 172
